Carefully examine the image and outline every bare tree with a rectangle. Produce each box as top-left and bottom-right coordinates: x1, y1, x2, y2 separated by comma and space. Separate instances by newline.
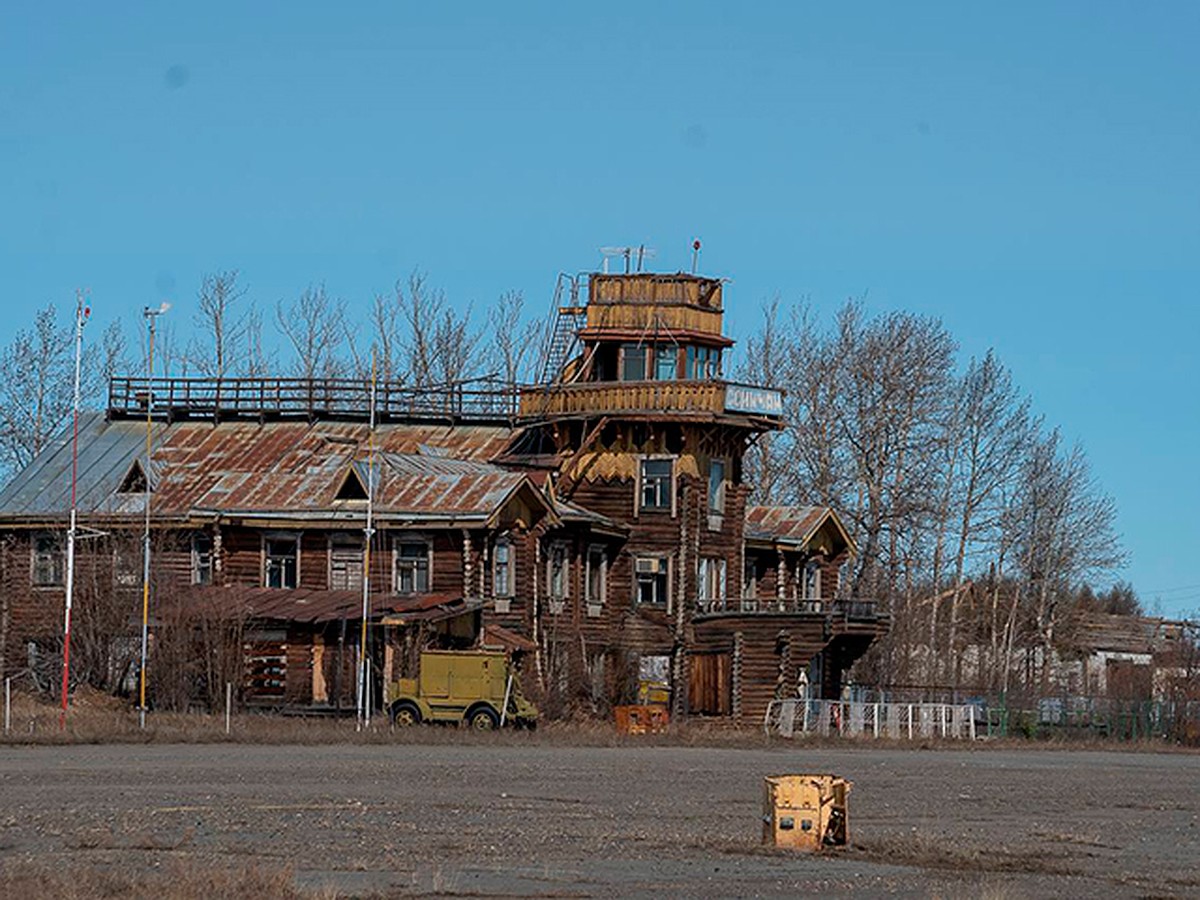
0, 303, 118, 476
276, 284, 347, 379
190, 270, 249, 378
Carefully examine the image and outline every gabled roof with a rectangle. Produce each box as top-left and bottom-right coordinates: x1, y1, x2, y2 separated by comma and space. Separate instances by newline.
744, 505, 856, 556
0, 412, 535, 526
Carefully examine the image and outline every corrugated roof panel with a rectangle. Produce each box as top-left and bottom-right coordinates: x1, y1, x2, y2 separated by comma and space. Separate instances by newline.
0, 416, 519, 521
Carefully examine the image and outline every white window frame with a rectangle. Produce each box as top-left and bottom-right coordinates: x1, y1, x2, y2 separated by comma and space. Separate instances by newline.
263, 533, 300, 589
636, 455, 675, 516
393, 536, 432, 594
546, 541, 570, 600
31, 532, 64, 588
493, 536, 514, 598
698, 556, 727, 610
191, 531, 213, 586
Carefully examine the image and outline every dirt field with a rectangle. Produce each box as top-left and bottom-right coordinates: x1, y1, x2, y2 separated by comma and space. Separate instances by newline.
0, 741, 1197, 897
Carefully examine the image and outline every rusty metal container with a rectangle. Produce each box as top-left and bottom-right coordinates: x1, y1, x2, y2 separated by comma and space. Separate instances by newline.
762, 774, 851, 850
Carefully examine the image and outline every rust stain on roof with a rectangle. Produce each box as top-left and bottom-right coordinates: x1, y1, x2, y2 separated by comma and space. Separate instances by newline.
745, 505, 855, 555
0, 412, 524, 522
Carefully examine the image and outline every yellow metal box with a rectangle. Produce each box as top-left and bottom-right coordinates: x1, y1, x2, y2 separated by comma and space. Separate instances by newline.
762, 774, 851, 851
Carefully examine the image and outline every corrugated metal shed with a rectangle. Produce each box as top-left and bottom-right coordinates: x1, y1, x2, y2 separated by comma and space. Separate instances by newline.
0, 412, 525, 523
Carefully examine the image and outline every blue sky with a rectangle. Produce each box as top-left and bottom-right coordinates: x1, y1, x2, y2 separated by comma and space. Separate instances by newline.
2, 3, 1197, 614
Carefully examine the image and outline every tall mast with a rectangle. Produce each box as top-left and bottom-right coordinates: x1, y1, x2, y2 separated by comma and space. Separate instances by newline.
59, 291, 89, 730
356, 351, 377, 730
139, 303, 169, 729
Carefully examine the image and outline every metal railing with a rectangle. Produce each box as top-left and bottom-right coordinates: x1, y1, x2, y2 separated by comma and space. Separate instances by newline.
108, 376, 521, 423
764, 699, 979, 740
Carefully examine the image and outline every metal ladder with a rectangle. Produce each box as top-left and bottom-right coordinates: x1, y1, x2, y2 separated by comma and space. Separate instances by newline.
538, 273, 587, 384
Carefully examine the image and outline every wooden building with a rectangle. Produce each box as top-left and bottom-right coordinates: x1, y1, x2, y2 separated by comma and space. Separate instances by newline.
0, 270, 888, 726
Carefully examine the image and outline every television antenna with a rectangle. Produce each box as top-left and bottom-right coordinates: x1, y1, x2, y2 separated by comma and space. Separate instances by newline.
599, 245, 657, 274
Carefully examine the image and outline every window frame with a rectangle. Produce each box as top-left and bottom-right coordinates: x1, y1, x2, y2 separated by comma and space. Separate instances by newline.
620, 343, 648, 381
393, 536, 432, 594
698, 556, 727, 610
493, 536, 514, 598
263, 533, 300, 590
31, 532, 64, 588
633, 554, 671, 612
708, 458, 727, 515
328, 532, 365, 592
585, 545, 606, 607
653, 344, 679, 381
545, 541, 570, 600
191, 531, 213, 586
637, 456, 675, 515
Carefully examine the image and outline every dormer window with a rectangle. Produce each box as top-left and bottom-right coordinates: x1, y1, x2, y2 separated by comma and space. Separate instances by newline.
117, 460, 150, 494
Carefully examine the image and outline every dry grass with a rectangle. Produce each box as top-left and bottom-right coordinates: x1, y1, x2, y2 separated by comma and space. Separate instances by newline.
0, 858, 330, 900
2, 687, 1196, 752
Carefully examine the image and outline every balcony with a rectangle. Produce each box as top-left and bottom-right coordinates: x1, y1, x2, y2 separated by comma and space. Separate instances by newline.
694, 597, 882, 620
517, 379, 783, 422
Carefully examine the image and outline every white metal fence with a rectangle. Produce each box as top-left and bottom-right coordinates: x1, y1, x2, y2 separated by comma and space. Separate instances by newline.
764, 699, 978, 740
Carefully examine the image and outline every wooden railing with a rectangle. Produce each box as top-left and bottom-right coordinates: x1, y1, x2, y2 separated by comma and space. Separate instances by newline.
518, 380, 783, 420
108, 376, 521, 423
695, 597, 881, 619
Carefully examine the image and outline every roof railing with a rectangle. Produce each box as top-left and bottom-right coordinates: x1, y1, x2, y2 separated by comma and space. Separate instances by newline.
107, 376, 522, 424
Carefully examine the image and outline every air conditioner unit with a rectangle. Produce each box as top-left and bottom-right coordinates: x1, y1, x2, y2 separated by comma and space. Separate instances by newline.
635, 558, 662, 575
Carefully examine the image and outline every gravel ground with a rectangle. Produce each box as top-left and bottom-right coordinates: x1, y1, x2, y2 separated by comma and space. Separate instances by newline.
0, 742, 1197, 897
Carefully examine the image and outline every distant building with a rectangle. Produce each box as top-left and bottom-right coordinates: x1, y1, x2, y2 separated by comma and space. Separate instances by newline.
0, 270, 888, 725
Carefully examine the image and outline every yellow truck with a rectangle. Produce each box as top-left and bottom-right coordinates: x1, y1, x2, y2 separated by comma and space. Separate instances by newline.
386, 649, 538, 730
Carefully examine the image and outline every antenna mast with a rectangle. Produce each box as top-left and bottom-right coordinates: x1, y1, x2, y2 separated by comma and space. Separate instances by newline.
357, 351, 377, 731
59, 291, 89, 730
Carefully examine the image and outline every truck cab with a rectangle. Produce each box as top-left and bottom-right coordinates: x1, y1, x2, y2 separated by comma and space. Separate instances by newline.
386, 649, 538, 730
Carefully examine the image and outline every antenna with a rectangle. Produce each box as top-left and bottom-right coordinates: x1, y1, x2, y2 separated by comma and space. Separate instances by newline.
599, 246, 658, 274
691, 239, 701, 274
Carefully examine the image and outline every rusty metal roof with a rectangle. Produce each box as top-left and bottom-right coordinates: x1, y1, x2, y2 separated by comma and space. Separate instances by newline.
177, 586, 481, 624
0, 411, 526, 524
744, 505, 856, 554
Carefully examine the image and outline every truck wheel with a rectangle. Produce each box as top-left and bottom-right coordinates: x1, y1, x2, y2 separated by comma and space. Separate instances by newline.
391, 702, 421, 727
467, 706, 499, 731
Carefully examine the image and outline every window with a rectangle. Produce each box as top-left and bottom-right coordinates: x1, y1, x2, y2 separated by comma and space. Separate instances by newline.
113, 545, 141, 588
743, 557, 759, 599
32, 533, 63, 587
708, 459, 726, 515
192, 532, 213, 586
264, 536, 299, 589
493, 538, 513, 598
802, 560, 822, 601
634, 555, 670, 609
621, 343, 647, 381
686, 345, 721, 380
654, 345, 678, 381
329, 534, 364, 591
698, 557, 727, 610
546, 542, 569, 599
395, 540, 430, 593
639, 458, 673, 512
585, 546, 606, 605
